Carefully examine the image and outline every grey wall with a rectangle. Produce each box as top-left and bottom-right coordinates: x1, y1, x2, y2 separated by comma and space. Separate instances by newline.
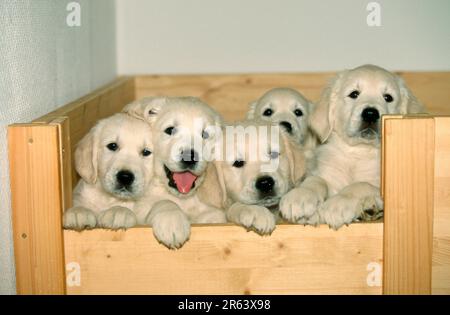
116, 0, 450, 74
0, 0, 117, 294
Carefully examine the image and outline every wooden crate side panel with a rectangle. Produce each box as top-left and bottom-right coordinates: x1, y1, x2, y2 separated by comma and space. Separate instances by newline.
8, 124, 66, 294
134, 72, 450, 121
64, 224, 383, 295
432, 117, 450, 294
382, 117, 435, 294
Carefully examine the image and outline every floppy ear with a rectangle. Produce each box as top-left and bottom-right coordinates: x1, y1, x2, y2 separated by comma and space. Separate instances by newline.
75, 124, 101, 184
197, 162, 228, 209
246, 100, 258, 120
122, 96, 167, 124
310, 71, 346, 143
397, 77, 426, 114
281, 131, 306, 186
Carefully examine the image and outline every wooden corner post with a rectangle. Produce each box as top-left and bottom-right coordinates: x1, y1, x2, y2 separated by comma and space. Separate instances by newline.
382, 116, 435, 294
8, 118, 70, 295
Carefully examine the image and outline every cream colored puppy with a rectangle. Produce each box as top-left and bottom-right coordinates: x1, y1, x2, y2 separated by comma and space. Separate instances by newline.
280, 64, 425, 229
124, 97, 226, 249
247, 87, 315, 144
64, 113, 154, 231
247, 88, 318, 169
213, 121, 305, 234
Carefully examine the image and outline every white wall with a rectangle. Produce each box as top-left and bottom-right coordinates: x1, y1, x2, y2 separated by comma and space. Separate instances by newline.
0, 0, 117, 294
117, 0, 450, 74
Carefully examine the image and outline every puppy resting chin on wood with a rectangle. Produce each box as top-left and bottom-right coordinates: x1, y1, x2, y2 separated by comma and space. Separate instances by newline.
210, 120, 305, 235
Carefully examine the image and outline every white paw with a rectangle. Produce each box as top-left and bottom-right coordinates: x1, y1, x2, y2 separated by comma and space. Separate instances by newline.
279, 187, 322, 225
237, 205, 276, 235
151, 210, 191, 249
358, 195, 384, 221
320, 194, 364, 230
63, 206, 97, 231
97, 206, 137, 230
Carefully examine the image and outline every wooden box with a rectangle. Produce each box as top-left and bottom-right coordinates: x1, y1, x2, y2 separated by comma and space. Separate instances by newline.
7, 73, 450, 294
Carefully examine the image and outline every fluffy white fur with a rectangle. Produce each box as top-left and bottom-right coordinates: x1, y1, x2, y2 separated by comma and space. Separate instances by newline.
280, 64, 425, 229
212, 121, 305, 235
124, 96, 227, 249
64, 113, 154, 231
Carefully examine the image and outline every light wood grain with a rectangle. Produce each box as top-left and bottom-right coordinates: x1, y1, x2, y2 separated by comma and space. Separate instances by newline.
382, 117, 435, 294
134, 72, 450, 121
8, 123, 66, 294
64, 223, 383, 295
432, 117, 450, 294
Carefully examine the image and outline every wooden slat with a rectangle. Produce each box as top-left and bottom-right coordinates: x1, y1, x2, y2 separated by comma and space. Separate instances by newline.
382, 117, 435, 294
134, 72, 450, 121
432, 117, 450, 294
64, 223, 383, 295
8, 123, 66, 294
51, 117, 73, 211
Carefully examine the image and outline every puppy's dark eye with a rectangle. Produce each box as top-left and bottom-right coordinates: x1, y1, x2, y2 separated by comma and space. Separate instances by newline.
383, 94, 394, 103
202, 130, 209, 139
164, 126, 176, 135
106, 142, 118, 151
269, 151, 279, 159
348, 90, 360, 99
294, 109, 303, 117
142, 148, 152, 157
232, 160, 245, 168
263, 108, 273, 116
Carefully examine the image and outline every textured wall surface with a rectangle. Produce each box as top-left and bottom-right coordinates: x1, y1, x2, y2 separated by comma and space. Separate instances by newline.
0, 0, 116, 294
116, 0, 450, 74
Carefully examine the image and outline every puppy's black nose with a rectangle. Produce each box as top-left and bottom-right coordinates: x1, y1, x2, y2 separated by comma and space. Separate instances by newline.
279, 121, 293, 134
116, 170, 134, 186
181, 149, 199, 167
361, 107, 380, 123
255, 176, 275, 194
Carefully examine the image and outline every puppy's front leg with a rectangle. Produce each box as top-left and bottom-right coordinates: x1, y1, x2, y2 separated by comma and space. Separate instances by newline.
279, 175, 327, 225
320, 182, 383, 230
227, 202, 276, 235
97, 206, 137, 230
145, 200, 191, 249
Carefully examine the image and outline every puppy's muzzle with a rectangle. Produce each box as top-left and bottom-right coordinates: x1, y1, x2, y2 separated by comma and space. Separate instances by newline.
180, 149, 199, 169
361, 107, 380, 124
255, 176, 275, 195
116, 170, 135, 190
279, 121, 293, 134
359, 107, 380, 139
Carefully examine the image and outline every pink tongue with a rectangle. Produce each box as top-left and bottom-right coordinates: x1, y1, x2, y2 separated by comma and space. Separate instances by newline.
173, 172, 198, 194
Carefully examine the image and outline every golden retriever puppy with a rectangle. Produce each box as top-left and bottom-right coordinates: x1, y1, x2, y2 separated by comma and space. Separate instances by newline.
280, 64, 425, 229
63, 113, 154, 231
212, 120, 305, 235
247, 88, 318, 169
247, 88, 315, 145
124, 96, 227, 249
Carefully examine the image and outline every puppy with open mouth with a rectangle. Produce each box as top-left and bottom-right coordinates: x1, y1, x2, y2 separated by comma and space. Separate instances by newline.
64, 113, 154, 231
210, 120, 305, 235
280, 64, 425, 229
124, 96, 226, 249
